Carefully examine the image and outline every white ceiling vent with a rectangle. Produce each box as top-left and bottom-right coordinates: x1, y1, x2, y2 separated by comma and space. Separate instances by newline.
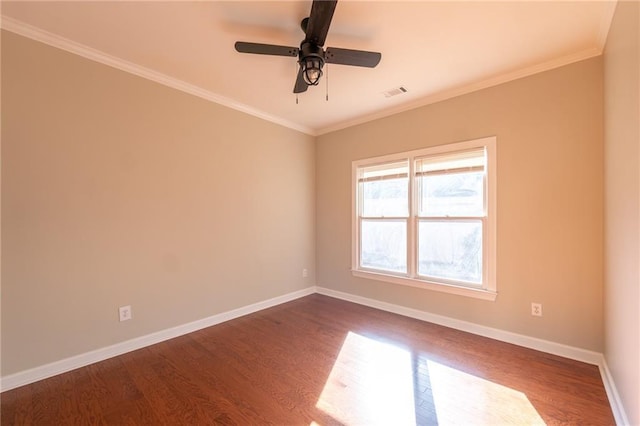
383, 86, 408, 98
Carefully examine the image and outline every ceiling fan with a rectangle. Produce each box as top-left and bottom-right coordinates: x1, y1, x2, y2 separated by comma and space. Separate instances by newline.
234, 0, 381, 94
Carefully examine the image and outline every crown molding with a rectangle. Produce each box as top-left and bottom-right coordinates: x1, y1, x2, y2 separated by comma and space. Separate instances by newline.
1, 10, 613, 139
317, 46, 603, 135
0, 15, 316, 136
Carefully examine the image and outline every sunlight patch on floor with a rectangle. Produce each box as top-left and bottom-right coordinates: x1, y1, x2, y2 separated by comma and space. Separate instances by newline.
315, 331, 545, 426
426, 359, 545, 425
315, 331, 416, 425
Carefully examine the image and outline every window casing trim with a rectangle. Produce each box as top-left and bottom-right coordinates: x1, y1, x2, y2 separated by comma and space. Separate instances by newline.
351, 269, 498, 301
351, 136, 497, 301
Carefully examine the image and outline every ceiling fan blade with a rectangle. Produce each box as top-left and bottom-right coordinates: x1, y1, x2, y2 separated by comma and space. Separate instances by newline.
325, 47, 381, 68
293, 66, 308, 94
305, 0, 337, 46
235, 41, 298, 57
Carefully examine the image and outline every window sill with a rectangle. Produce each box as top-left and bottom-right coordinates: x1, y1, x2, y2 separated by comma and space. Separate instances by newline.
351, 269, 497, 301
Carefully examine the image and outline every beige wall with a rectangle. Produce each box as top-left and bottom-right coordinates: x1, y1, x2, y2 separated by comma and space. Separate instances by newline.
604, 1, 640, 424
1, 31, 316, 375
2, 14, 628, 400
317, 57, 604, 351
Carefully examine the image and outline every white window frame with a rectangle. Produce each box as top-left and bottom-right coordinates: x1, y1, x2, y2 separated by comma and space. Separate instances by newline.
351, 136, 497, 301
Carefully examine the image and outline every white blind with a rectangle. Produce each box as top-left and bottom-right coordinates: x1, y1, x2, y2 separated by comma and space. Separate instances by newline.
415, 147, 485, 176
358, 160, 409, 182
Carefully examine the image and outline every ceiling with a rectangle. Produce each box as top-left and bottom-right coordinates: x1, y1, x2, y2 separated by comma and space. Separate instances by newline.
1, 1, 616, 135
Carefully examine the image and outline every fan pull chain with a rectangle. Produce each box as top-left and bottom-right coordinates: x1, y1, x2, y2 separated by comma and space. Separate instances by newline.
325, 64, 329, 101
295, 62, 299, 105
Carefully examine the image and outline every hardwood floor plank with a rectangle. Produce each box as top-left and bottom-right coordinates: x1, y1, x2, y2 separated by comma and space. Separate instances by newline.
1, 294, 615, 425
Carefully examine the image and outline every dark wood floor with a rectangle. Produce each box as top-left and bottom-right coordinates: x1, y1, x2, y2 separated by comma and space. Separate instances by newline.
1, 294, 615, 425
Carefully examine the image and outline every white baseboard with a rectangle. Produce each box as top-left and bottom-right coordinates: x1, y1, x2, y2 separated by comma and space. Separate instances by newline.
316, 286, 602, 364
0, 286, 316, 392
599, 358, 631, 426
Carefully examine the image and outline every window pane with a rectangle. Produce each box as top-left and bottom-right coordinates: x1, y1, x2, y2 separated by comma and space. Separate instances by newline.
362, 178, 408, 217
361, 220, 407, 273
419, 172, 484, 217
418, 220, 482, 284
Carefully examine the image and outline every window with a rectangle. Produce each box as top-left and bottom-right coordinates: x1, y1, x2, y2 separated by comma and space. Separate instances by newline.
352, 137, 496, 300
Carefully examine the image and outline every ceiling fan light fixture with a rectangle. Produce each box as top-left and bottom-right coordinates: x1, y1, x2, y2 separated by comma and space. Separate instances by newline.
302, 56, 324, 86
299, 41, 325, 86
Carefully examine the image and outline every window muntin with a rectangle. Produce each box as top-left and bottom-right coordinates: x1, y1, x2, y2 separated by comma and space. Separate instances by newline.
352, 137, 496, 299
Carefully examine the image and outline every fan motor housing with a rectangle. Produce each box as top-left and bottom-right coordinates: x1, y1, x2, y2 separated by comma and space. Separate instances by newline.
299, 41, 324, 63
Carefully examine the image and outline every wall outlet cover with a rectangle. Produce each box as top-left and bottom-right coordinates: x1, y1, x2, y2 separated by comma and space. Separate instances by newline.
119, 305, 132, 322
531, 303, 542, 317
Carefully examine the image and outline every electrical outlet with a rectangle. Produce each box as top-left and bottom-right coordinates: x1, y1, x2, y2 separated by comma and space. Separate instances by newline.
531, 303, 542, 317
119, 305, 132, 322
302, 268, 308, 278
